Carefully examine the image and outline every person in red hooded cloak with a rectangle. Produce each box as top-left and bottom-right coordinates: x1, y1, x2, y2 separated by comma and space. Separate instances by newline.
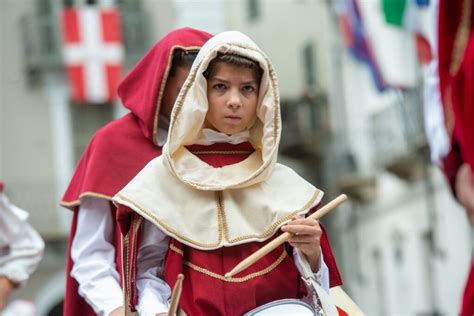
438, 0, 474, 314
60, 28, 212, 316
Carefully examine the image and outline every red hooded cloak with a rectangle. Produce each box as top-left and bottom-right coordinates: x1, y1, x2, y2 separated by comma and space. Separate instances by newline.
438, 0, 474, 185
61, 27, 212, 316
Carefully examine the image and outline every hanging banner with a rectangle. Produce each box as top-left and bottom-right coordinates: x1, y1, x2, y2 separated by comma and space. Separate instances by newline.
61, 7, 124, 104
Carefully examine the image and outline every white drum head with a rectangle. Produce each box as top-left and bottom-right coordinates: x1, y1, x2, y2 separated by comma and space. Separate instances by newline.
243, 299, 315, 315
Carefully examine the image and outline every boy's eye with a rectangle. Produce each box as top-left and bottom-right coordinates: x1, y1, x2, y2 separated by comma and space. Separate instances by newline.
213, 83, 226, 91
242, 85, 255, 93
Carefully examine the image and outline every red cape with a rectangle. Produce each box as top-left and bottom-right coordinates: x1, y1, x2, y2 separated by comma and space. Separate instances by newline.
61, 28, 212, 316
438, 0, 474, 171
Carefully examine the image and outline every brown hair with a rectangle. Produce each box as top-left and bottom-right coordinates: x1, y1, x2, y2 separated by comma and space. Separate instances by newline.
203, 53, 263, 84
169, 49, 199, 77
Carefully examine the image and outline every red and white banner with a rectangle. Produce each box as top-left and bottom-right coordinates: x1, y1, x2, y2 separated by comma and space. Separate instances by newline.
61, 7, 124, 104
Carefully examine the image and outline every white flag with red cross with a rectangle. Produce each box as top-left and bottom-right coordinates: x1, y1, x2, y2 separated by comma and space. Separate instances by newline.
61, 7, 124, 104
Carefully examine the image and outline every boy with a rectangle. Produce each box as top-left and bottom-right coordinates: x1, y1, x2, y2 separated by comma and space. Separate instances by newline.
60, 28, 212, 316
0, 182, 44, 311
113, 31, 342, 315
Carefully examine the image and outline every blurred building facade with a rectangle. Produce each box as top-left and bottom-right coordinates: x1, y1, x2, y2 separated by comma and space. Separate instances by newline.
1, 1, 70, 313
1, 0, 158, 313
0, 0, 472, 315
322, 0, 472, 314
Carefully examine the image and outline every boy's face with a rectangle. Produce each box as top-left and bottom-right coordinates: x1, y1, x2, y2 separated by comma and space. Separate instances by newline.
161, 66, 191, 119
206, 62, 259, 136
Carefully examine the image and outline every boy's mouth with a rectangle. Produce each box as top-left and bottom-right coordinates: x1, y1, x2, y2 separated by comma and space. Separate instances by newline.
225, 115, 241, 121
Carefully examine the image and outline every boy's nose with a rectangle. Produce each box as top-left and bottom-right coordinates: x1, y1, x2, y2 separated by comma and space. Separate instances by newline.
227, 90, 242, 109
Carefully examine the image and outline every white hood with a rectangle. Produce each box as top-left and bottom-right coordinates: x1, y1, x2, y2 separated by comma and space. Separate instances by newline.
113, 31, 323, 250
163, 31, 281, 190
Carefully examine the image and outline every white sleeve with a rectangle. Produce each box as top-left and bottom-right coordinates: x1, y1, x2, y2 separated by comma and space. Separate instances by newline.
136, 219, 171, 315
291, 198, 330, 293
423, 60, 450, 164
0, 193, 44, 286
293, 248, 330, 293
70, 196, 123, 316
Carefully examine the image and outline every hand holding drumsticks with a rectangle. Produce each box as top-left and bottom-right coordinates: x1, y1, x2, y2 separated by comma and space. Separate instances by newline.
225, 194, 348, 278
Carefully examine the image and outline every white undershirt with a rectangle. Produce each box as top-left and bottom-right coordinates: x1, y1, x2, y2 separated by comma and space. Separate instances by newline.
423, 60, 450, 164
135, 220, 171, 315
156, 115, 170, 146
71, 197, 123, 316
0, 192, 44, 286
194, 128, 251, 145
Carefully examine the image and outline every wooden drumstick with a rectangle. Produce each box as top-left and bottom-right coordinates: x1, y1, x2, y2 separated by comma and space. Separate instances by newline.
224, 194, 348, 278
168, 273, 184, 316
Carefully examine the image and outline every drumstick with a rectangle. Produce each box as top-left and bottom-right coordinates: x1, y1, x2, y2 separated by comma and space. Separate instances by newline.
168, 273, 184, 316
224, 194, 348, 278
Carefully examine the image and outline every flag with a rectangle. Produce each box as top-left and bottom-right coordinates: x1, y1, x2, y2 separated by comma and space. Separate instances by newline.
61, 7, 124, 104
381, 0, 433, 64
336, 0, 388, 92
330, 286, 364, 316
415, 0, 430, 6
381, 0, 407, 26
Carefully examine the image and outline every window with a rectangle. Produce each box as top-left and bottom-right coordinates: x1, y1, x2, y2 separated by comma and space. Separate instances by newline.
302, 42, 316, 87
248, 0, 260, 21
116, 0, 142, 11
70, 103, 114, 163
37, 0, 53, 15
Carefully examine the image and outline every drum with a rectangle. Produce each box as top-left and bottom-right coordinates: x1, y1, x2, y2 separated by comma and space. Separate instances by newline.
243, 299, 316, 315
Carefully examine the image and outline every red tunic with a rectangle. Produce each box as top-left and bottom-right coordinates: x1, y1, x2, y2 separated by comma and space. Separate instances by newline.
61, 28, 212, 316
165, 238, 305, 316
117, 142, 343, 313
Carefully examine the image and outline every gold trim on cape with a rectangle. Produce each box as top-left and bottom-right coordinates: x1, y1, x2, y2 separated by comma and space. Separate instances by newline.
114, 188, 320, 250
60, 192, 113, 208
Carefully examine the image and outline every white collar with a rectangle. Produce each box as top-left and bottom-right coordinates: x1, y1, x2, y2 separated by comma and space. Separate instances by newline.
194, 128, 250, 146
156, 114, 170, 146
